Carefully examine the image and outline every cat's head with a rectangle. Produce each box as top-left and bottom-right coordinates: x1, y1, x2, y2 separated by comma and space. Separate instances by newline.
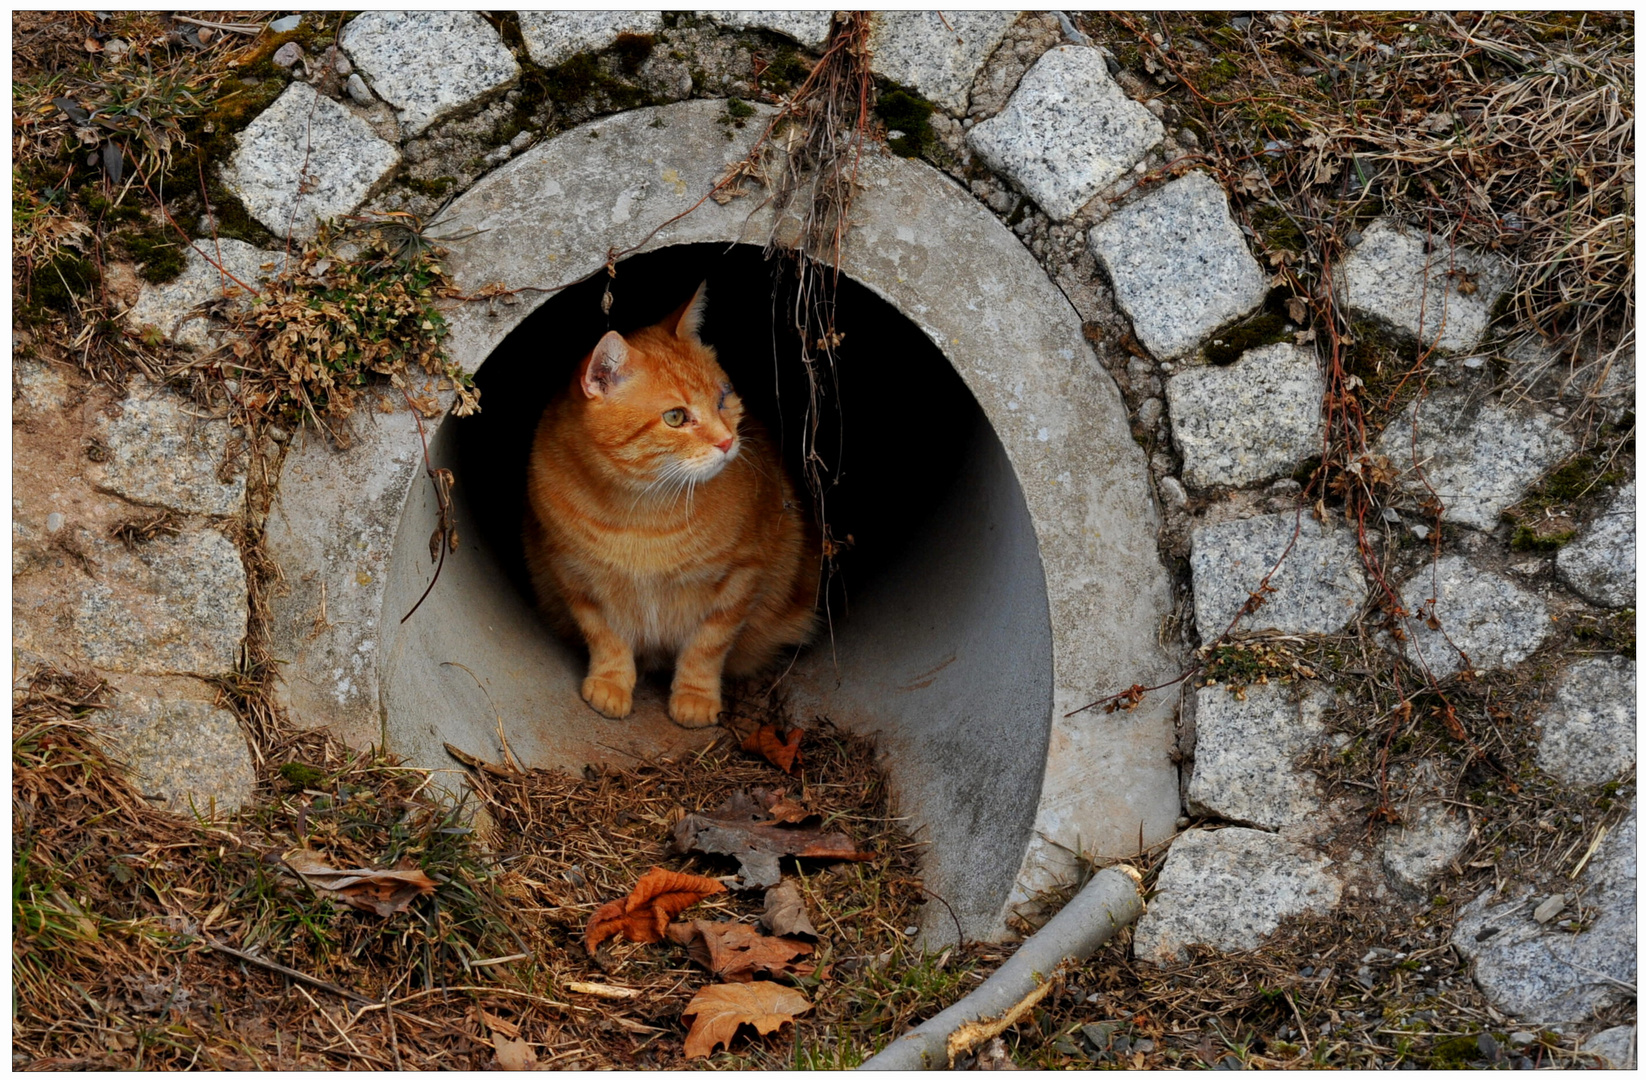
573, 282, 745, 486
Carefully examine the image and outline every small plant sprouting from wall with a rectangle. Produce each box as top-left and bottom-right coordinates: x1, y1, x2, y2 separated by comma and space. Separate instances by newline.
224, 217, 479, 443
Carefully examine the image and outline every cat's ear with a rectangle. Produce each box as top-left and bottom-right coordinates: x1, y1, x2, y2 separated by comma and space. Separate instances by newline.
580, 331, 630, 398
663, 280, 709, 342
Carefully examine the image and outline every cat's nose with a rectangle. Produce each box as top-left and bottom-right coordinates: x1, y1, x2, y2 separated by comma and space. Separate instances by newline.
714, 436, 735, 453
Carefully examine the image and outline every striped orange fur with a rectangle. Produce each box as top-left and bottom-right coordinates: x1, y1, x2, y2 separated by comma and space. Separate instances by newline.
523, 283, 818, 728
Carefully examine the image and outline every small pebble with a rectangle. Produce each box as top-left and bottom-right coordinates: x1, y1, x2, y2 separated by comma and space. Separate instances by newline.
272, 41, 302, 68
510, 130, 533, 152
268, 14, 301, 33
903, 925, 918, 936
45, 512, 64, 534
331, 49, 351, 76
346, 73, 373, 105
1532, 893, 1565, 924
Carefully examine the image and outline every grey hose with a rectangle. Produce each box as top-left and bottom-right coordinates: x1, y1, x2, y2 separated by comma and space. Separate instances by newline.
857, 865, 1145, 1070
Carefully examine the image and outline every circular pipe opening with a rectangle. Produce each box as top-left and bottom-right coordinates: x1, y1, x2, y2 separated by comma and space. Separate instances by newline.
379, 243, 1052, 937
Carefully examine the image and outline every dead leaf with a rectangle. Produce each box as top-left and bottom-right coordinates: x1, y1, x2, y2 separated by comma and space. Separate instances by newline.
753, 787, 820, 826
681, 982, 811, 1059
584, 867, 725, 955
84, 36, 103, 53
666, 920, 815, 982
476, 1008, 520, 1037
492, 1032, 537, 1071
742, 723, 803, 774
1285, 296, 1309, 323
283, 850, 438, 916
761, 880, 819, 939
673, 791, 874, 888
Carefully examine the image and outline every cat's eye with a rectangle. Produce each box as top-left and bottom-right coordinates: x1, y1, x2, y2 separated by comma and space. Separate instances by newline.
662, 408, 689, 427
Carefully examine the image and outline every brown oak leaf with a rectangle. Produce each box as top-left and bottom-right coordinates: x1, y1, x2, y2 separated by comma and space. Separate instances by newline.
585, 867, 725, 955
681, 982, 811, 1059
761, 880, 819, 939
742, 723, 803, 774
283, 850, 438, 916
665, 920, 815, 982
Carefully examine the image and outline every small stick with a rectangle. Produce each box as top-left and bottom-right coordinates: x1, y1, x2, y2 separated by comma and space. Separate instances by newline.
205, 937, 377, 1006
170, 14, 263, 35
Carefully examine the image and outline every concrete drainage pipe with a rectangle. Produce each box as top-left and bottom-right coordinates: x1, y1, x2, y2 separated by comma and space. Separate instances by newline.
266, 100, 1179, 942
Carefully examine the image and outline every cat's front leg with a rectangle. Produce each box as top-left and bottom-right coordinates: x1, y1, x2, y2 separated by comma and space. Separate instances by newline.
669, 570, 759, 728
566, 594, 636, 719
670, 611, 740, 728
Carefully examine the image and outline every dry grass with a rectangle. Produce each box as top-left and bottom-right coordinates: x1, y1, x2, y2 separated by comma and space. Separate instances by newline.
12, 664, 995, 1070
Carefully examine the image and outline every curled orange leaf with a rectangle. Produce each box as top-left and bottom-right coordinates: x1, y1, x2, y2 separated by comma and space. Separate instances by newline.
742, 723, 803, 774
585, 867, 725, 956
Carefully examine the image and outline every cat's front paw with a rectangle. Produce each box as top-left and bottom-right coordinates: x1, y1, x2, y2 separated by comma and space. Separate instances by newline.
582, 676, 633, 719
668, 689, 722, 729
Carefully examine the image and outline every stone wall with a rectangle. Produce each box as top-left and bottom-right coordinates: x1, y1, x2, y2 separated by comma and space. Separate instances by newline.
15, 10, 1634, 1029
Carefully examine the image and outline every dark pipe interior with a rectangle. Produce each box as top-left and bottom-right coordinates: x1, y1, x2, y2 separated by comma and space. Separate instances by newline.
453, 242, 981, 626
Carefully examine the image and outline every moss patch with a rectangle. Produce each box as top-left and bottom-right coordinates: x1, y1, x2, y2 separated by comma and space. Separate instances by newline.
1509, 524, 1576, 552
117, 225, 187, 284
406, 176, 456, 199
875, 85, 935, 158
611, 32, 656, 76
761, 46, 810, 94
1252, 203, 1306, 252
1202, 312, 1289, 365
25, 252, 100, 314
540, 52, 653, 112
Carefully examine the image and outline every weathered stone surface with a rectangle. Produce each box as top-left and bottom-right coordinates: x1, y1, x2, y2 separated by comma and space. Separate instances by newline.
12, 357, 71, 415
1133, 828, 1342, 965
704, 10, 833, 49
1374, 389, 1576, 530
86, 378, 244, 517
1382, 801, 1470, 893
867, 10, 1020, 113
1453, 802, 1636, 1023
1088, 171, 1269, 359
72, 528, 247, 675
265, 408, 422, 749
1582, 1026, 1637, 1069
1556, 482, 1635, 608
1188, 682, 1327, 830
1191, 513, 1366, 639
1167, 343, 1324, 489
124, 238, 284, 351
100, 690, 256, 813
341, 10, 518, 137
223, 81, 400, 240
1535, 656, 1636, 787
966, 45, 1162, 221
1394, 555, 1549, 679
1337, 217, 1511, 352
517, 10, 665, 69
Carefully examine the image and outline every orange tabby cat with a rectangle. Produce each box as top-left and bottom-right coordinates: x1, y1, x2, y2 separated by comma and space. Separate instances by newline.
522, 283, 818, 728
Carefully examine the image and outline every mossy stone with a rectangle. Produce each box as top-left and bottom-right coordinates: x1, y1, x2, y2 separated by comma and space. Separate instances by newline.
875, 86, 935, 159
